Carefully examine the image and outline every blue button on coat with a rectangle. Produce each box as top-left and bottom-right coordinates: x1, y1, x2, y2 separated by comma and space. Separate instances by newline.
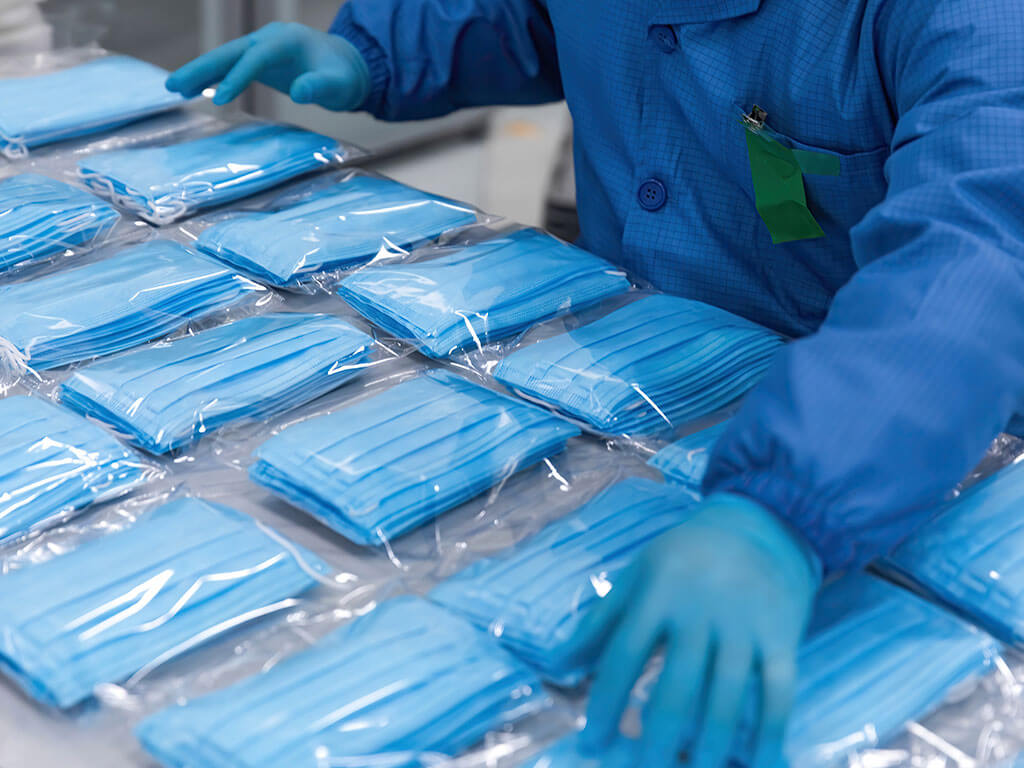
330, 0, 1024, 571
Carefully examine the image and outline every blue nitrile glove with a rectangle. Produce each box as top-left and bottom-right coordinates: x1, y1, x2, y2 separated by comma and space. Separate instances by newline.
166, 22, 371, 110
571, 493, 822, 768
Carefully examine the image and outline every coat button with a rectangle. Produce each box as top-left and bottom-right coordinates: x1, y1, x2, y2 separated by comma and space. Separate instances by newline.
638, 179, 667, 211
650, 25, 678, 53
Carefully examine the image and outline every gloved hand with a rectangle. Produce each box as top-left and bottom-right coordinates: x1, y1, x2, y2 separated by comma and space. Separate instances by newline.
571, 493, 822, 768
166, 22, 371, 111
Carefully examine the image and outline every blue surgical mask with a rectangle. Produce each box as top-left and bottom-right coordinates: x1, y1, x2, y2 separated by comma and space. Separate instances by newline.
0, 239, 261, 371
60, 312, 376, 454
0, 396, 150, 545
78, 123, 345, 224
0, 497, 329, 709
493, 295, 783, 435
336, 229, 631, 358
0, 173, 121, 273
250, 370, 580, 546
432, 478, 698, 685
137, 596, 546, 768
648, 420, 732, 489
0, 56, 185, 157
197, 175, 478, 287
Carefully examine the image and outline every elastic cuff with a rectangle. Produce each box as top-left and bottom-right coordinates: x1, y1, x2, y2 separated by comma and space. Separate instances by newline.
330, 12, 390, 115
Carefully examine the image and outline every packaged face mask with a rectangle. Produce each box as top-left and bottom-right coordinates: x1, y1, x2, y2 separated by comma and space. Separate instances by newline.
250, 370, 580, 546
0, 396, 151, 545
0, 498, 328, 709
336, 229, 632, 358
78, 123, 346, 224
137, 596, 547, 768
60, 312, 376, 454
883, 460, 1024, 647
0, 173, 121, 273
196, 175, 479, 287
494, 294, 783, 435
647, 420, 731, 489
431, 478, 698, 685
525, 574, 998, 768
0, 239, 262, 371
0, 55, 186, 157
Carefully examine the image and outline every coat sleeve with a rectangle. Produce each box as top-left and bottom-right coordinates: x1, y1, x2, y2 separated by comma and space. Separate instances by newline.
329, 0, 563, 120
703, 0, 1024, 572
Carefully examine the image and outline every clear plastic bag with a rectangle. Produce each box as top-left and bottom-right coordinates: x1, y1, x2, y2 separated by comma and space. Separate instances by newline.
186, 170, 485, 290
77, 121, 367, 225
0, 53, 187, 158
646, 418, 733, 490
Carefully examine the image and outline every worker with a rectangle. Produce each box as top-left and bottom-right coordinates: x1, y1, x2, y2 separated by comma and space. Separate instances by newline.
167, 4, 1024, 767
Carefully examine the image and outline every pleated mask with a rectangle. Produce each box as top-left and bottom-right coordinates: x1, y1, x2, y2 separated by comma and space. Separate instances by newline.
647, 420, 732, 489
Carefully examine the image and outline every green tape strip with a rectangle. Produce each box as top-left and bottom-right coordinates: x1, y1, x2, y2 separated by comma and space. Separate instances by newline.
744, 128, 826, 244
793, 148, 841, 177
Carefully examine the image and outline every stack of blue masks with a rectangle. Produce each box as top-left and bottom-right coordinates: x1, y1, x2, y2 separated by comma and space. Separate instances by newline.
60, 313, 375, 454
524, 574, 998, 768
647, 420, 732, 490
196, 175, 478, 287
250, 370, 580, 546
336, 229, 631, 358
493, 294, 783, 435
0, 173, 121, 273
0, 396, 149, 545
431, 478, 698, 685
884, 460, 1024, 647
0, 498, 328, 709
0, 240, 260, 370
137, 596, 546, 768
77, 123, 344, 224
0, 56, 185, 156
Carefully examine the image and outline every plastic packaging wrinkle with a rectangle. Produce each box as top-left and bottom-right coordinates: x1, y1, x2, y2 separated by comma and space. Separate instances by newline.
493, 294, 784, 435
77, 123, 348, 225
883, 460, 1024, 647
249, 369, 581, 546
0, 173, 121, 273
431, 477, 699, 685
0, 239, 263, 372
0, 396, 151, 545
0, 56, 186, 157
196, 174, 479, 287
0, 498, 329, 709
525, 574, 999, 768
648, 420, 732, 489
59, 312, 376, 454
136, 596, 548, 768
336, 229, 632, 358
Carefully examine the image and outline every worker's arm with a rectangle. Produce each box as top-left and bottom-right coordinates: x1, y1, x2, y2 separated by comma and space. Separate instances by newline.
329, 0, 562, 119
704, 0, 1024, 573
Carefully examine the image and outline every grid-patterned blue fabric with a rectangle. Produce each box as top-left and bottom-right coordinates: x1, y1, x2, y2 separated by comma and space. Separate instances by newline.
331, 0, 1024, 571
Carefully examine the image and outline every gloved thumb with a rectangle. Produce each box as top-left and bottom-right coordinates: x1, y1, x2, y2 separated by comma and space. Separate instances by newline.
290, 70, 367, 111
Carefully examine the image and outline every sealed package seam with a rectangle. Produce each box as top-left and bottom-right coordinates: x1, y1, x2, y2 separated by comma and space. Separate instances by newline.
493, 293, 784, 436
647, 420, 732, 489
137, 596, 547, 768
249, 369, 581, 546
0, 396, 152, 546
196, 173, 479, 287
78, 123, 351, 224
432, 477, 699, 685
0, 173, 121, 274
0, 55, 186, 157
59, 312, 377, 454
0, 497, 329, 709
0, 239, 264, 372
336, 228, 632, 357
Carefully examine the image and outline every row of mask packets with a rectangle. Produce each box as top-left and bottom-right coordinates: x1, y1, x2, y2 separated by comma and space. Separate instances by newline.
0, 173, 121, 274
516, 572, 998, 768
58, 311, 379, 454
0, 239, 263, 372
249, 369, 581, 546
0, 395, 154, 546
0, 496, 331, 710
77, 121, 357, 225
0, 55, 188, 158
194, 173, 481, 288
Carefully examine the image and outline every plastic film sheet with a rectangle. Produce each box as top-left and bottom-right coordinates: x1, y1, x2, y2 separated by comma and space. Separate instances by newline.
647, 419, 732, 490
